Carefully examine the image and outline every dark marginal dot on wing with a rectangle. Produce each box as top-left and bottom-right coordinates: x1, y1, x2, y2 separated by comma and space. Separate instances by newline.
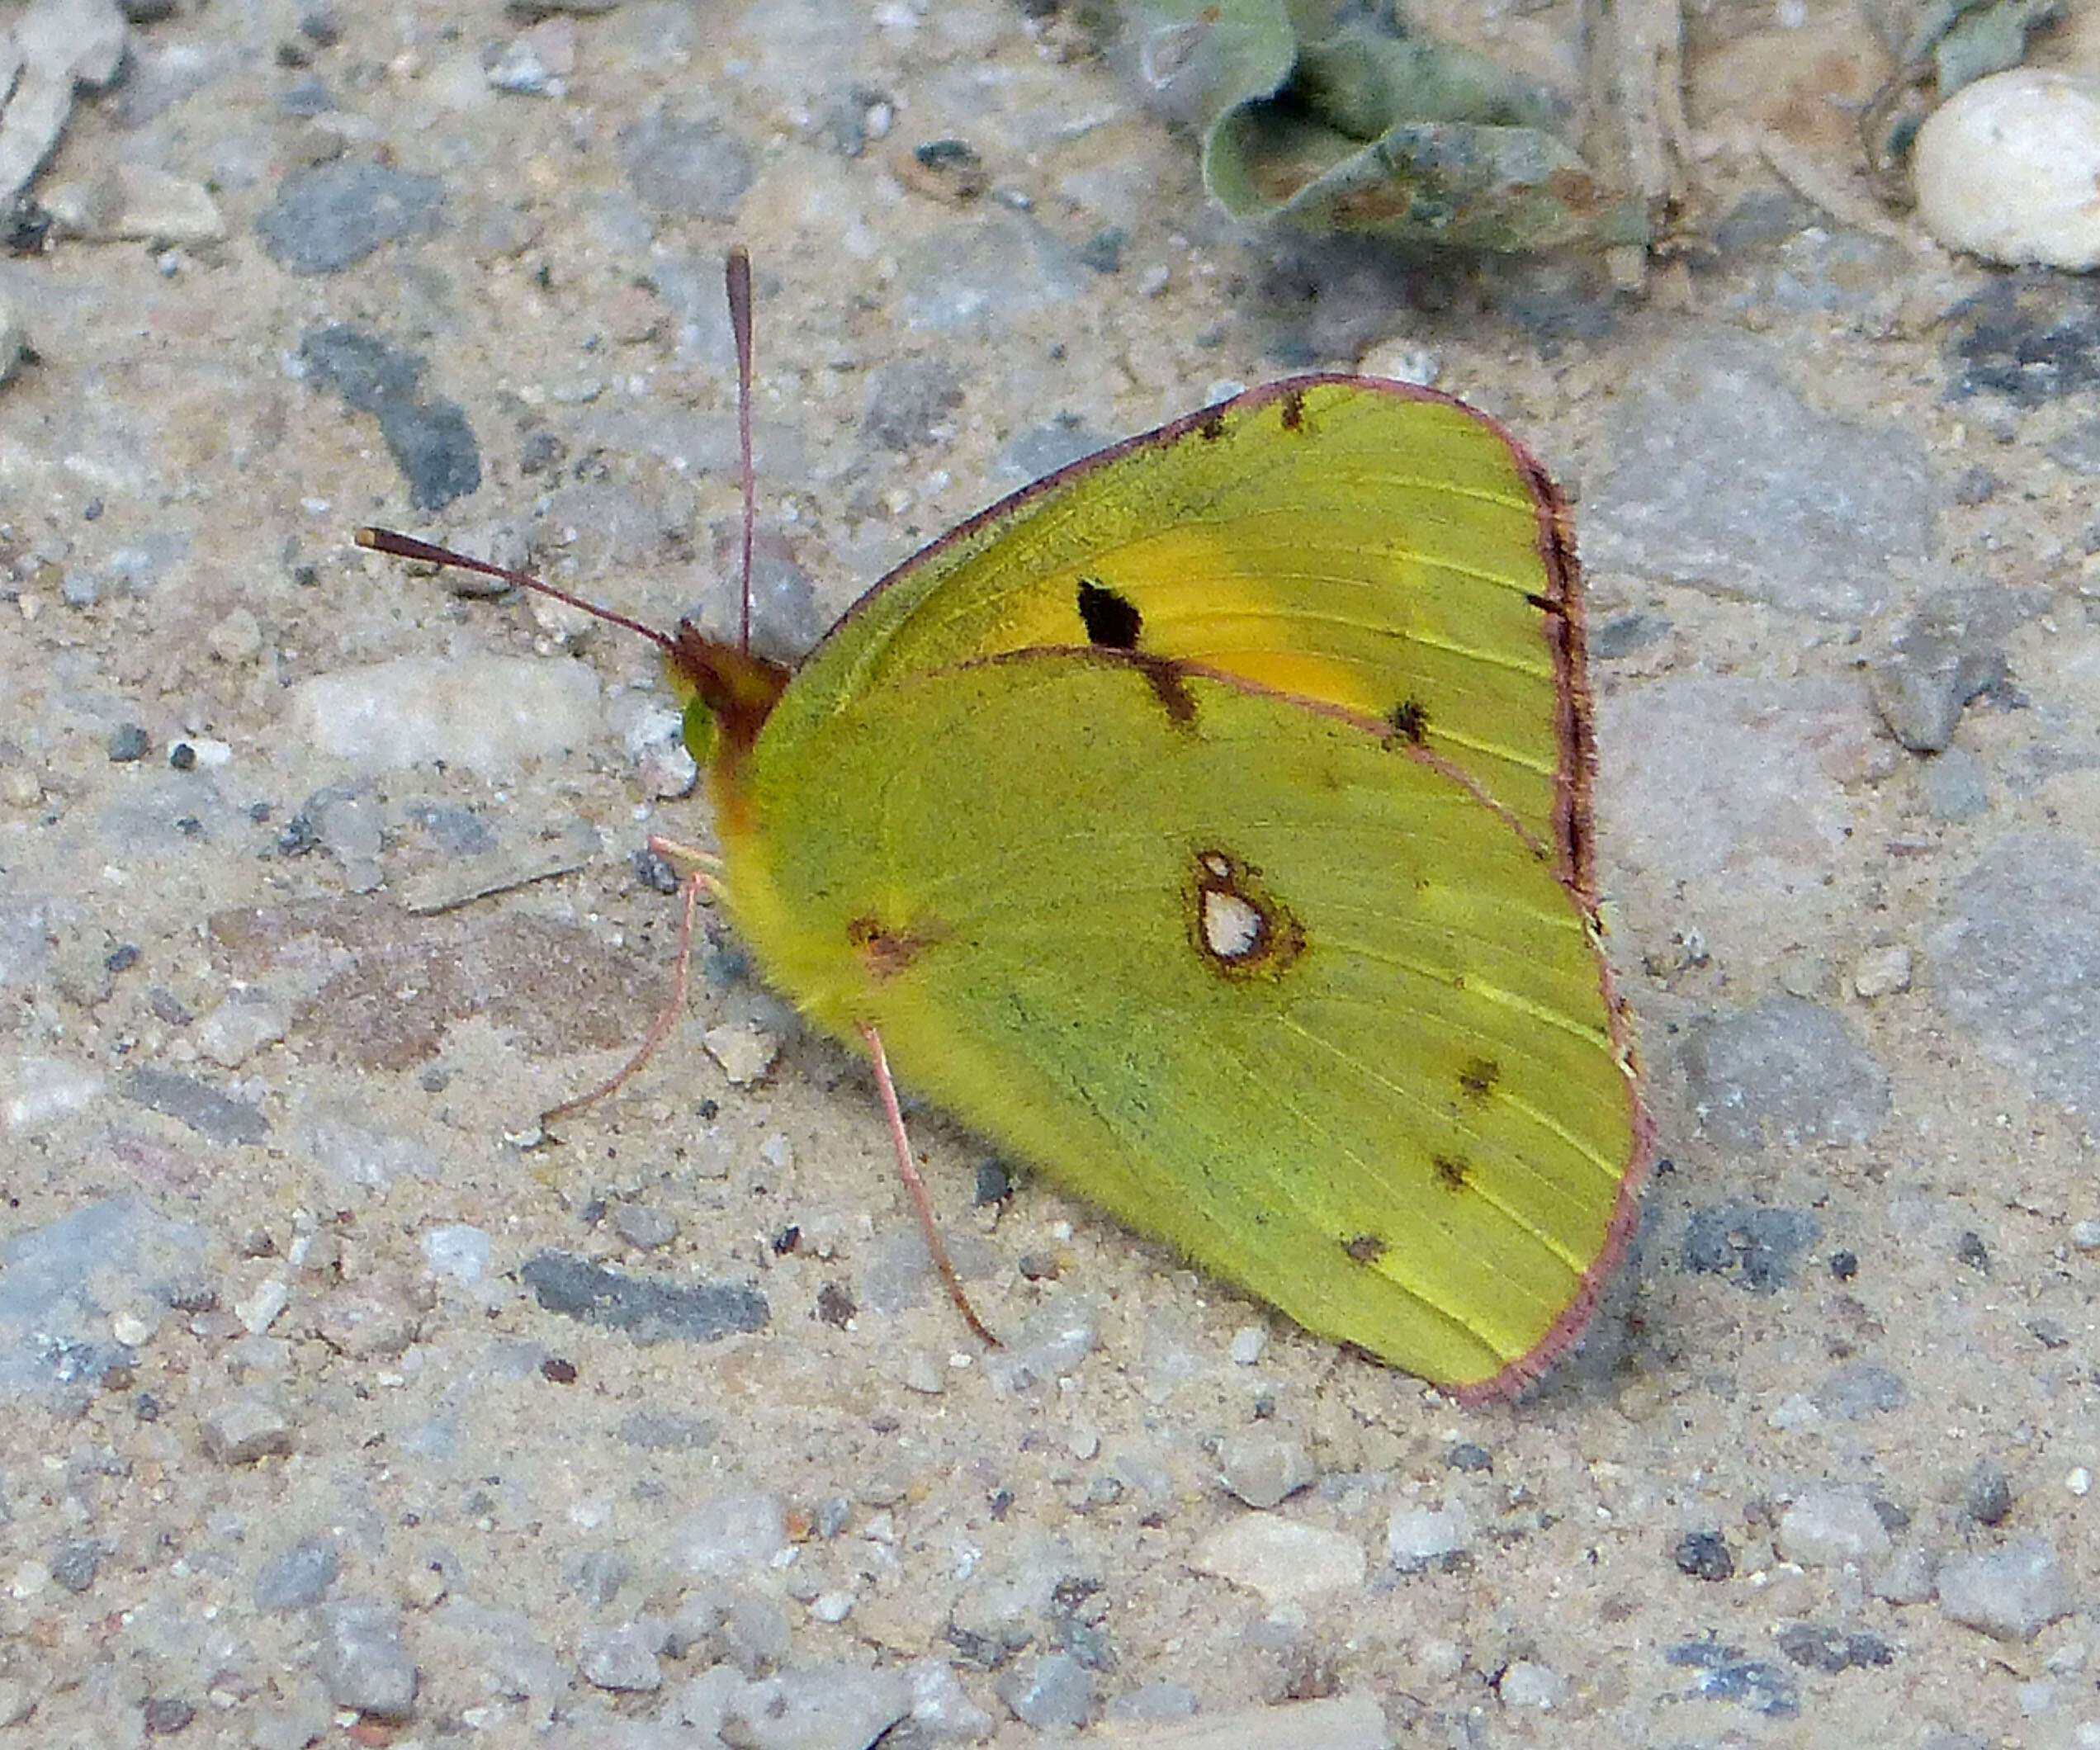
1279, 388, 1306, 432
1345, 1233, 1387, 1264
1458, 1057, 1501, 1102
845, 914, 936, 978
1388, 698, 1430, 743
1076, 579, 1143, 650
1197, 406, 1227, 442
1432, 1154, 1470, 1191
1525, 591, 1555, 612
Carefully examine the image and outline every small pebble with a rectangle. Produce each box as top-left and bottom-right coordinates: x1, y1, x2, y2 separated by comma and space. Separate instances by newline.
1218, 1431, 1314, 1509
996, 1651, 1095, 1730
108, 723, 150, 762
703, 1021, 781, 1085
1228, 1324, 1267, 1365
199, 1394, 295, 1464
1387, 1502, 1473, 1571
1965, 1462, 2014, 1527
141, 1696, 195, 1736
2071, 1223, 2100, 1252
1673, 1529, 1733, 1582
50, 1541, 99, 1593
254, 1537, 340, 1611
811, 1589, 854, 1623
422, 1225, 490, 1283
1938, 1536, 2074, 1642
1188, 1519, 1366, 1605
1776, 1486, 1890, 1566
1500, 1659, 1569, 1710
578, 1624, 663, 1692
314, 1601, 418, 1721
1914, 71, 2100, 271
612, 1202, 676, 1251
1852, 945, 1912, 1000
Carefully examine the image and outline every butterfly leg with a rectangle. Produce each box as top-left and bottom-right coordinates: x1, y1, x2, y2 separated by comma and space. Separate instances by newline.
537, 840, 718, 1129
858, 1021, 1000, 1350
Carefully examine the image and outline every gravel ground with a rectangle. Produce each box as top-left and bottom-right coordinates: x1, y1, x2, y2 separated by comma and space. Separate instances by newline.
5, 2, 2100, 1748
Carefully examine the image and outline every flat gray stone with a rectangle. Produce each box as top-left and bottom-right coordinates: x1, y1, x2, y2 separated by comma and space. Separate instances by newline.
1681, 996, 1890, 1152
1930, 830, 2100, 1110
1587, 329, 1936, 620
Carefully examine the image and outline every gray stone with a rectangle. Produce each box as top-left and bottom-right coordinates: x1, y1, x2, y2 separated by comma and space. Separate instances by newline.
1867, 589, 2024, 752
612, 1203, 677, 1251
1813, 1361, 1908, 1418
123, 1068, 271, 1144
253, 1537, 340, 1611
1681, 996, 1890, 1152
50, 1540, 98, 1592
1965, 1462, 2014, 1526
669, 1495, 789, 1579
1218, 1431, 1315, 1509
1776, 1487, 1891, 1566
1920, 745, 1990, 820
986, 1297, 1099, 1392
995, 1651, 1095, 1730
860, 359, 964, 453
1681, 1200, 1819, 1292
1931, 831, 2100, 1110
254, 159, 445, 273
0, 1198, 209, 1402
579, 1624, 663, 1693
1872, 1544, 1940, 1605
297, 325, 482, 513
617, 109, 754, 218
199, 1394, 294, 1464
1188, 1517, 1367, 1604
1587, 329, 1935, 620
314, 1601, 417, 1721
1387, 1501, 1473, 1570
520, 1251, 769, 1342
1938, 1536, 2074, 1642
722, 1662, 913, 1750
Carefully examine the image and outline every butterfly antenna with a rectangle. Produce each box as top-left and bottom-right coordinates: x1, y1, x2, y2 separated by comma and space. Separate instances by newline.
726, 244, 757, 657
352, 527, 676, 654
859, 1021, 1000, 1350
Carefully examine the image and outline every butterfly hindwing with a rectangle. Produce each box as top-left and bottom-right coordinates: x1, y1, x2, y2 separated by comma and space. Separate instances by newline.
721, 652, 1641, 1397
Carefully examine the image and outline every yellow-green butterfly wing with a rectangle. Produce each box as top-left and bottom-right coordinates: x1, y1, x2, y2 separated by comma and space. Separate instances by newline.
714, 652, 1640, 1397
674, 376, 1648, 1398
769, 376, 1588, 877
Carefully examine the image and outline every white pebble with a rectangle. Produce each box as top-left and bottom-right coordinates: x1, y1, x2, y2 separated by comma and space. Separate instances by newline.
2068, 1467, 2091, 1497
1228, 1324, 1267, 1365
1851, 944, 1913, 1000
2071, 1222, 2100, 1252
1187, 1517, 1365, 1604
1914, 71, 2100, 271
704, 1022, 780, 1085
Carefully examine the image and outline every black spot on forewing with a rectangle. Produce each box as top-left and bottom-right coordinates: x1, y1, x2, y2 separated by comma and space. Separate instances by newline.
1077, 579, 1142, 650
1433, 1155, 1471, 1191
1279, 387, 1306, 432
1345, 1233, 1387, 1265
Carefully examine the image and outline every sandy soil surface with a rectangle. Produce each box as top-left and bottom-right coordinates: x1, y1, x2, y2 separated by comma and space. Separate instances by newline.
3, 2, 2100, 1748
